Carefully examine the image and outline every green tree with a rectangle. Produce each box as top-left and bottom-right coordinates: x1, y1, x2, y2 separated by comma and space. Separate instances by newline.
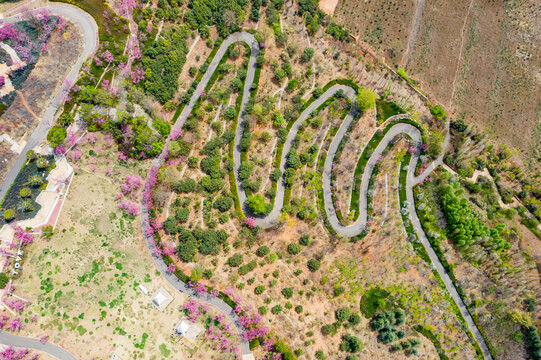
307, 258, 320, 272
429, 105, 446, 120
356, 88, 376, 112
47, 126, 67, 148
247, 194, 267, 215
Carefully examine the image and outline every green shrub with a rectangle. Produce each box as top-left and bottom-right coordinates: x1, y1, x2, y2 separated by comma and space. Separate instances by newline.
340, 334, 363, 353
336, 307, 351, 322
299, 234, 311, 246
282, 287, 293, 299
20, 188, 31, 198
322, 323, 337, 336
3, 209, 14, 221
21, 201, 33, 212
239, 260, 257, 275
255, 285, 266, 294
315, 350, 327, 360
266, 252, 278, 263
256, 246, 270, 257
287, 243, 301, 255
348, 313, 361, 326
271, 305, 283, 314
227, 253, 244, 267
429, 105, 446, 120
307, 259, 320, 272
37, 157, 49, 169
334, 285, 345, 297
295, 305, 303, 314
0, 273, 8, 288
42, 225, 54, 239
175, 178, 197, 193
28, 175, 43, 187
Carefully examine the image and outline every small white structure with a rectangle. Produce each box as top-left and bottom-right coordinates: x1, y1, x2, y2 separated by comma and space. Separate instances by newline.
174, 317, 201, 343
138, 284, 149, 295
110, 355, 121, 360
150, 287, 173, 311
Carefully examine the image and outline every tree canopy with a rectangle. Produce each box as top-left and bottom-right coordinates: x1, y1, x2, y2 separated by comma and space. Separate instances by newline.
356, 87, 376, 112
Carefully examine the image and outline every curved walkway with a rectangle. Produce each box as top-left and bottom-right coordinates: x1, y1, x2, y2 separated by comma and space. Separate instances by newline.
0, 3, 99, 202
0, 331, 76, 360
142, 31, 492, 359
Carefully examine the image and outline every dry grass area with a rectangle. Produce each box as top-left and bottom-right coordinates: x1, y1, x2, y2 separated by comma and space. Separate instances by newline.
318, 0, 340, 16
12, 135, 237, 359
334, 0, 415, 64
187, 140, 478, 359
335, 0, 541, 173
1, 21, 82, 139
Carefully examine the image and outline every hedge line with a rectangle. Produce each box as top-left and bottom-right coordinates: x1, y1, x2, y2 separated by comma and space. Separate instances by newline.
228, 42, 264, 219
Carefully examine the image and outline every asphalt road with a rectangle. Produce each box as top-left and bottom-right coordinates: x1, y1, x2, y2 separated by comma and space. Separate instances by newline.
140, 28, 492, 358
0, 4, 98, 202
140, 32, 259, 357
0, 331, 76, 360
0, 6, 490, 358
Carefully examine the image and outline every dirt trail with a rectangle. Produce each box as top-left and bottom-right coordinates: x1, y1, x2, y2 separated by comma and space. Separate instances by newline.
449, 0, 475, 107
400, 0, 426, 68
16, 90, 39, 121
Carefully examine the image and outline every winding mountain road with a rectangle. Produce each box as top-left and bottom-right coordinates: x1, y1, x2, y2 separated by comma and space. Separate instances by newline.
140, 32, 258, 357
141, 29, 493, 359
0, 3, 492, 355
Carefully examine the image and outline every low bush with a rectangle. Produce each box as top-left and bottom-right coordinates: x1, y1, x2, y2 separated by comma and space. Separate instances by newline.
307, 258, 320, 272
228, 253, 243, 267
287, 243, 301, 255
256, 245, 270, 257
282, 287, 293, 299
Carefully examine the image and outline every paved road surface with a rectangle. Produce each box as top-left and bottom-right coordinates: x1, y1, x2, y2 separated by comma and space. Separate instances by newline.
140, 32, 259, 357
0, 4, 98, 202
0, 331, 76, 360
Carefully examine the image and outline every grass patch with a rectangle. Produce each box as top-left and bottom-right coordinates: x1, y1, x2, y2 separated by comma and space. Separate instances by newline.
359, 287, 390, 318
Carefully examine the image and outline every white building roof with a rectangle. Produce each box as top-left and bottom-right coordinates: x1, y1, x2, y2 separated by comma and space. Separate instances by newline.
175, 317, 201, 343
150, 287, 173, 311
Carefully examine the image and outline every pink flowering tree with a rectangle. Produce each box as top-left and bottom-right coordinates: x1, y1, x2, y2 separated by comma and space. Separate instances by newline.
14, 227, 33, 246
244, 217, 256, 228
8, 317, 23, 331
